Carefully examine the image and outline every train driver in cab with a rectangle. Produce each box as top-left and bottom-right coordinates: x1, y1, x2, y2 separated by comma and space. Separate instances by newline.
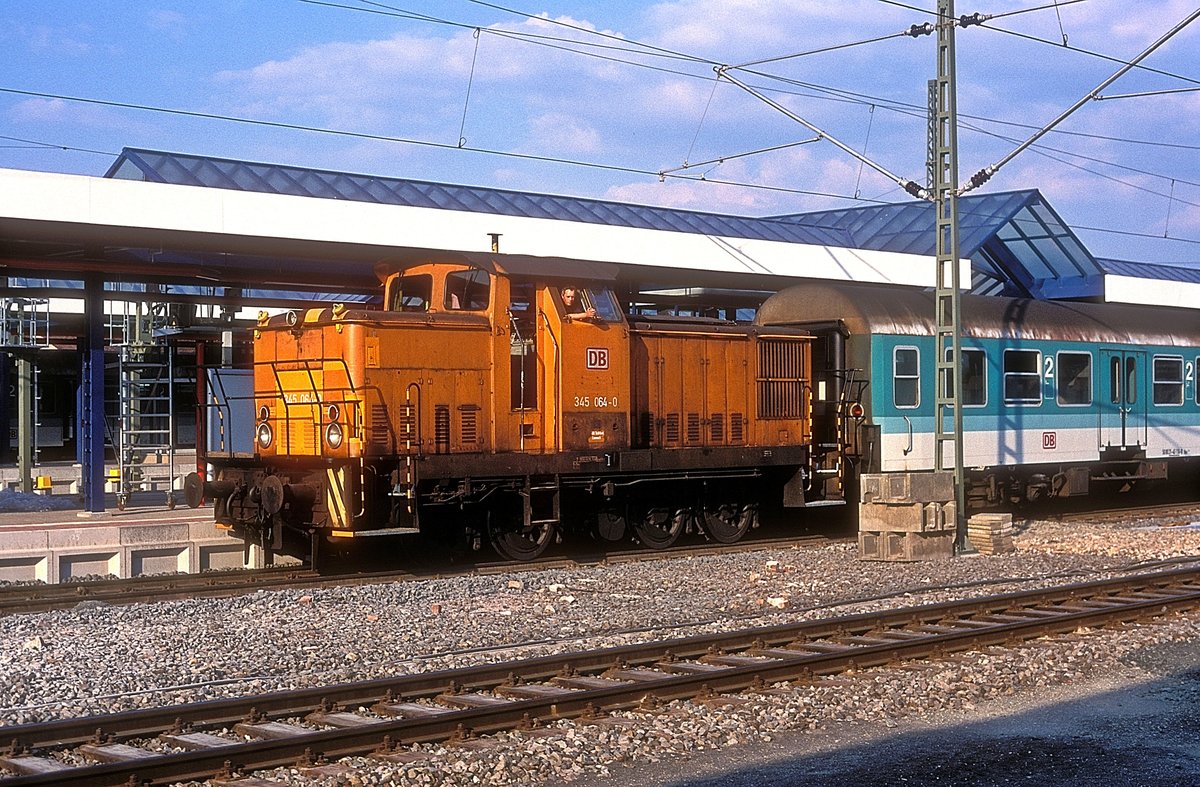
560, 286, 597, 321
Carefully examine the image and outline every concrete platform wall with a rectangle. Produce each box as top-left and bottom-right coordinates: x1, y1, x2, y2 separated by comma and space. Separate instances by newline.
0, 521, 251, 583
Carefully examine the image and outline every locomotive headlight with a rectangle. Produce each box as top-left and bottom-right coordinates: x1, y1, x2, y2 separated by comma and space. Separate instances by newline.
256, 422, 273, 448
848, 402, 865, 419
327, 403, 341, 422
258, 405, 270, 421
325, 422, 344, 449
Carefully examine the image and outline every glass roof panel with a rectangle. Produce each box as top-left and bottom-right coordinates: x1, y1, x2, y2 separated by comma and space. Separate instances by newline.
106, 148, 852, 247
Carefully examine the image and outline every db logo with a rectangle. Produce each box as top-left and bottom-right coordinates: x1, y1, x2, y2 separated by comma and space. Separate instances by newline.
586, 348, 609, 370
1042, 431, 1057, 450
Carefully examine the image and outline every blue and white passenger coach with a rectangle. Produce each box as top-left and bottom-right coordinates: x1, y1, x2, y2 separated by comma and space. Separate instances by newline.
757, 281, 1200, 506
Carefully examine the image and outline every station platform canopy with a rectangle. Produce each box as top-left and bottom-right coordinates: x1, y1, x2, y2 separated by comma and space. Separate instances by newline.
103, 148, 1180, 304
96, 148, 946, 293
770, 190, 1105, 299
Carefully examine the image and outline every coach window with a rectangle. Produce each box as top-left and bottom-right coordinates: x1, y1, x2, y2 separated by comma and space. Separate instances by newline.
943, 347, 986, 406
1153, 355, 1184, 405
893, 347, 919, 408
1003, 349, 1042, 405
1056, 351, 1092, 406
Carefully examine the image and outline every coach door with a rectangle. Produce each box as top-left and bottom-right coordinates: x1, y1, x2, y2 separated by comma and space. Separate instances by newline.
1100, 349, 1147, 451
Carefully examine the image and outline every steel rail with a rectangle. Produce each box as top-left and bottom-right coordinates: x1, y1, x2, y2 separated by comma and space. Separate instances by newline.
2, 567, 1197, 785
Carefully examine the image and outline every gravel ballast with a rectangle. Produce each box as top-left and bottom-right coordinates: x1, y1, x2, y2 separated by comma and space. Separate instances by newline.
1, 512, 1198, 785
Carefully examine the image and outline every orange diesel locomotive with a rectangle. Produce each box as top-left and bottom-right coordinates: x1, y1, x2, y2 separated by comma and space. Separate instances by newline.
190, 256, 848, 561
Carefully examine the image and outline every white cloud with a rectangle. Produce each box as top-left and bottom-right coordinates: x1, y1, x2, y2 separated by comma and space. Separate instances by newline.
526, 112, 603, 155
146, 10, 191, 41
8, 98, 138, 132
19, 24, 91, 56
643, 0, 872, 56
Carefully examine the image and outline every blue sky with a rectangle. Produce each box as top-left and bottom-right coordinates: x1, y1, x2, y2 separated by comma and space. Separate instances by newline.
3, 0, 1198, 264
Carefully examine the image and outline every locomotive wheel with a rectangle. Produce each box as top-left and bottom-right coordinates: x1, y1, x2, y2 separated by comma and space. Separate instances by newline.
488, 512, 555, 561
702, 503, 750, 544
633, 507, 683, 549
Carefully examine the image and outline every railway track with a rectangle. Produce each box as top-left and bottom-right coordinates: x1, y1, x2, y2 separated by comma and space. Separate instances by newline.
1050, 500, 1200, 524
2, 566, 1197, 786
0, 533, 848, 616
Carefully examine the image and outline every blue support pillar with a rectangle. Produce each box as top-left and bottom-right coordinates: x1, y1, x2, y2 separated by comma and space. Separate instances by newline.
80, 275, 106, 512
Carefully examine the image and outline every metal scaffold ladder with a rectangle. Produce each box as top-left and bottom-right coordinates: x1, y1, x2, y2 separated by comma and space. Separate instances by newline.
2, 296, 51, 493
110, 301, 178, 510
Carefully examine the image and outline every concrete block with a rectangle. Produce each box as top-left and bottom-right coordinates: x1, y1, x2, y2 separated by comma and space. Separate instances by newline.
0, 530, 52, 551
188, 520, 224, 540
861, 472, 954, 504
0, 554, 49, 583
47, 527, 122, 549
57, 551, 120, 580
859, 529, 955, 562
130, 546, 188, 576
120, 523, 189, 545
200, 543, 248, 571
858, 500, 957, 532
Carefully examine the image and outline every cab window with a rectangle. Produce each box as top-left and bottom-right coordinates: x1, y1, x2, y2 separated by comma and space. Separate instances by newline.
444, 269, 491, 311
389, 274, 431, 312
587, 288, 622, 321
559, 286, 621, 321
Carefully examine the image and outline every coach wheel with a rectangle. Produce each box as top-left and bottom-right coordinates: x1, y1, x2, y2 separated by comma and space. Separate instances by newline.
487, 506, 554, 561
633, 507, 683, 550
702, 503, 750, 544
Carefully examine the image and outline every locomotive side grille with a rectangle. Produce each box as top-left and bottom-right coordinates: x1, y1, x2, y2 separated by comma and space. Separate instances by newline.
730, 412, 744, 444
459, 405, 479, 445
397, 404, 417, 447
686, 412, 701, 444
665, 413, 680, 444
434, 405, 451, 453
711, 412, 725, 443
757, 339, 807, 419
369, 404, 391, 449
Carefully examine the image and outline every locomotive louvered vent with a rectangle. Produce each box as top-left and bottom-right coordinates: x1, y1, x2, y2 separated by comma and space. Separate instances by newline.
758, 339, 807, 419
434, 405, 451, 453
639, 411, 654, 447
730, 412, 744, 444
398, 404, 417, 447
711, 412, 725, 443
369, 404, 391, 448
459, 404, 479, 445
686, 412, 701, 444
665, 413, 680, 444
